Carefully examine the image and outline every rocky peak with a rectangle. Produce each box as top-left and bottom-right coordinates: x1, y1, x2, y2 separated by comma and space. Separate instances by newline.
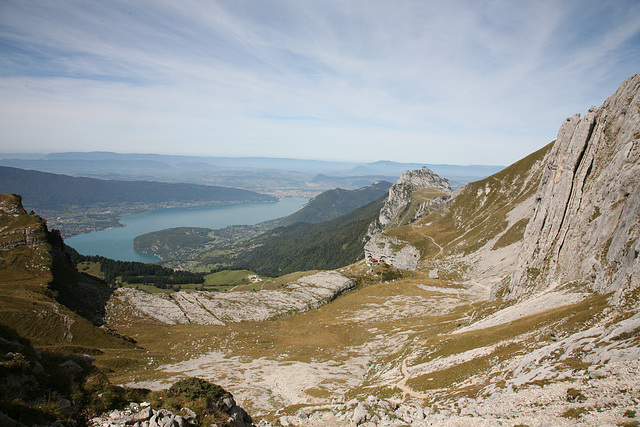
505, 73, 640, 303
362, 167, 452, 271
397, 166, 452, 191
367, 166, 451, 238
0, 193, 25, 215
0, 193, 49, 252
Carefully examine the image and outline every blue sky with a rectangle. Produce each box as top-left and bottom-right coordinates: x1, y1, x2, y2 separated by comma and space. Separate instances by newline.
1, 1, 639, 165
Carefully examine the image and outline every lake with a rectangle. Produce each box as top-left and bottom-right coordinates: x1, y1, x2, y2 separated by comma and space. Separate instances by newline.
66, 197, 309, 263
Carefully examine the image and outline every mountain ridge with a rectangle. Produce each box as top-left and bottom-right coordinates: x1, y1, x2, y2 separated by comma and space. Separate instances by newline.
0, 165, 275, 208
279, 180, 392, 226
0, 165, 276, 236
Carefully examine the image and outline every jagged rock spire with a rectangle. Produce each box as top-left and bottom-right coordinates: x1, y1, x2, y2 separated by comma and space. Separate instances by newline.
367, 166, 451, 238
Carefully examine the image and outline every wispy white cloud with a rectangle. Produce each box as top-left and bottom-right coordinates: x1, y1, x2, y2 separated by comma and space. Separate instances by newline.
1, 0, 639, 164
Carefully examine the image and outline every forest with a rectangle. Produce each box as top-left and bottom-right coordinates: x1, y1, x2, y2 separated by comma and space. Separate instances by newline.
67, 248, 205, 288
217, 197, 386, 275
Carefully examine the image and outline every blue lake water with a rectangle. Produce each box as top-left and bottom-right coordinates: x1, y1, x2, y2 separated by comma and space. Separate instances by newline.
66, 197, 309, 263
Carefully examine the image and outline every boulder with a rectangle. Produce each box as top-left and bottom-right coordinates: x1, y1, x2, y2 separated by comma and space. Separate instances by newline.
364, 234, 421, 271
58, 359, 83, 374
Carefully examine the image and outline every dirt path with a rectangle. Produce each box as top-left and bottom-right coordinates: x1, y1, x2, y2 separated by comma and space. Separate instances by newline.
394, 358, 431, 400
426, 234, 443, 258
412, 225, 443, 258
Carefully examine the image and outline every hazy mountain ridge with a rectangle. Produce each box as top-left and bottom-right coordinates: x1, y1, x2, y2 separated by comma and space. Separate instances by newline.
279, 180, 392, 226
0, 166, 275, 208
0, 152, 503, 177
0, 153, 501, 195
0, 166, 277, 236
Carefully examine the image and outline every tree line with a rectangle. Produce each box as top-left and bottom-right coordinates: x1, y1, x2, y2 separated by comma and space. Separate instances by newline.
67, 247, 205, 288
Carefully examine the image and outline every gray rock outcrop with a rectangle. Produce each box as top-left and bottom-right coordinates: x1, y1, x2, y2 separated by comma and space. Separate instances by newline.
107, 271, 354, 325
507, 72, 640, 302
366, 167, 452, 239
363, 235, 421, 271
0, 194, 48, 251
362, 167, 451, 271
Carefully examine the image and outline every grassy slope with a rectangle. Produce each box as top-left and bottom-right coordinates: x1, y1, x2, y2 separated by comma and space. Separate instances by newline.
392, 187, 451, 228
380, 142, 553, 264
0, 195, 142, 369
279, 180, 391, 226
223, 196, 386, 275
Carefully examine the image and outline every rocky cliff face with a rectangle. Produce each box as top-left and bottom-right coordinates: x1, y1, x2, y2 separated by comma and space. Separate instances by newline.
363, 167, 451, 271
367, 167, 452, 238
507, 73, 640, 302
0, 194, 49, 251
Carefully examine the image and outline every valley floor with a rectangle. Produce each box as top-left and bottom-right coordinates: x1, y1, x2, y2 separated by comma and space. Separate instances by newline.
107, 263, 640, 426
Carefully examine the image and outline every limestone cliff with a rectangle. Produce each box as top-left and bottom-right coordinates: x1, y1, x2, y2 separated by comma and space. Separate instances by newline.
363, 167, 451, 271
506, 73, 640, 302
366, 167, 451, 238
0, 193, 49, 251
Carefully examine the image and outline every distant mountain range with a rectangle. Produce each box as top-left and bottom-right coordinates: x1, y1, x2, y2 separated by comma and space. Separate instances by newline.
341, 160, 503, 179
0, 166, 275, 210
0, 152, 503, 190
0, 165, 277, 236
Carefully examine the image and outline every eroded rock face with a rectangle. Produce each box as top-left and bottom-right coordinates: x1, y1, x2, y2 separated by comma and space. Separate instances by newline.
367, 167, 451, 238
107, 271, 354, 326
0, 194, 23, 215
0, 194, 49, 251
363, 167, 451, 270
507, 73, 640, 302
363, 234, 421, 271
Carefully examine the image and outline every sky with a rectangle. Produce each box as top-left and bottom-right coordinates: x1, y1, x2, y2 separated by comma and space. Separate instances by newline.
1, 1, 639, 166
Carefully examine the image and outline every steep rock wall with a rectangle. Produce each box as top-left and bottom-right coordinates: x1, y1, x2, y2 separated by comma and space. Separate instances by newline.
367, 167, 451, 239
363, 234, 421, 271
507, 73, 640, 301
0, 194, 49, 251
